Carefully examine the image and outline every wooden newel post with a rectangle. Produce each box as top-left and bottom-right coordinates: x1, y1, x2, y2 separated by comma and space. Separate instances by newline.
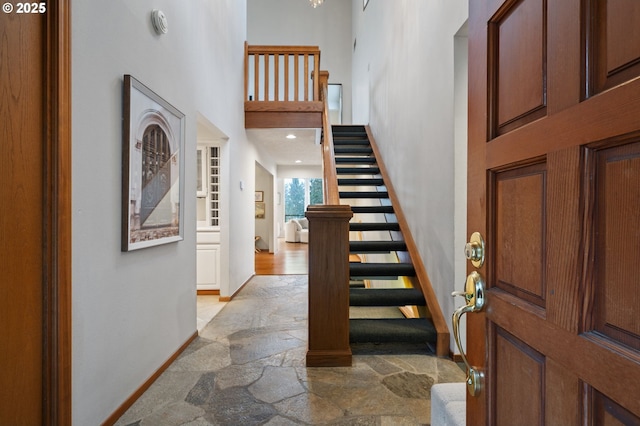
318, 70, 329, 102
305, 204, 353, 367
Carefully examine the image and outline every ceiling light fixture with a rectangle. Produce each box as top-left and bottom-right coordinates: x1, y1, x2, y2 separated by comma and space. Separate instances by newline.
286, 134, 297, 139
309, 0, 324, 8
295, 160, 302, 163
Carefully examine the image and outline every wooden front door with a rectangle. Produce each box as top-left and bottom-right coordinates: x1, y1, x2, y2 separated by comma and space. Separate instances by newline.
0, 4, 71, 424
467, 0, 640, 424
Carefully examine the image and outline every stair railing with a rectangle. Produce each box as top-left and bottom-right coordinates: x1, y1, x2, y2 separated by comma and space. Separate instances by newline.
244, 43, 321, 103
319, 72, 339, 204
305, 72, 354, 367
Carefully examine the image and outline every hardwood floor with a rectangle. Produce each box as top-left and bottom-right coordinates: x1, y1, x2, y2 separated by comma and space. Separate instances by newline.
255, 238, 308, 275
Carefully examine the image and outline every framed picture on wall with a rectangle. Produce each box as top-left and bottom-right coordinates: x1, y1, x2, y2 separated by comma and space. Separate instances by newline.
254, 191, 264, 202
255, 202, 265, 219
121, 74, 186, 251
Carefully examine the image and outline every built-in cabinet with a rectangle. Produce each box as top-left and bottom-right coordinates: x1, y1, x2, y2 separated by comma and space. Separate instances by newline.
196, 145, 221, 290
196, 229, 220, 289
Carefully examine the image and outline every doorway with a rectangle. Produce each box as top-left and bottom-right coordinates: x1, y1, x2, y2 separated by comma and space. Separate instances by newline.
256, 173, 322, 275
254, 162, 274, 253
195, 115, 229, 327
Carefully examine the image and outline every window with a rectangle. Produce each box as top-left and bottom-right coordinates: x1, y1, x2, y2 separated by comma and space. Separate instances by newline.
284, 178, 322, 222
209, 146, 220, 227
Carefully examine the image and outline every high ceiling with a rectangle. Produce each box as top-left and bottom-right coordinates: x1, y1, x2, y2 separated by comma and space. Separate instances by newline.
247, 128, 322, 166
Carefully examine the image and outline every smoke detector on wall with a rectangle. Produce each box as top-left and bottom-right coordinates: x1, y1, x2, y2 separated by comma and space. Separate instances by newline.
151, 9, 168, 35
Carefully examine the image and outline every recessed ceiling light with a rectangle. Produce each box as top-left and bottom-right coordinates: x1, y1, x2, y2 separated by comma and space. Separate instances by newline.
286, 134, 297, 139
295, 160, 302, 163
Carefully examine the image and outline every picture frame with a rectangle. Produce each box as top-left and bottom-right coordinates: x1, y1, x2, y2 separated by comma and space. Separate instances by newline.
122, 74, 185, 251
254, 191, 264, 202
255, 202, 265, 219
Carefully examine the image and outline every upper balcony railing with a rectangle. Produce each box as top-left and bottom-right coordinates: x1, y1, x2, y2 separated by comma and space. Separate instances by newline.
245, 43, 321, 102
244, 43, 323, 128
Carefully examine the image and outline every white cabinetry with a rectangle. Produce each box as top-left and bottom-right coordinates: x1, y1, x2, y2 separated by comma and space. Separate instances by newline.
197, 229, 220, 290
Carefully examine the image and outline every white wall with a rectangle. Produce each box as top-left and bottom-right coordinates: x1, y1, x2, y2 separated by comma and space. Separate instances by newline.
351, 0, 468, 352
277, 164, 323, 179
72, 1, 255, 423
247, 0, 353, 124
453, 23, 469, 353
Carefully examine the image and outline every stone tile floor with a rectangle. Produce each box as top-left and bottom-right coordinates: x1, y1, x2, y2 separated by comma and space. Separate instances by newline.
196, 295, 226, 333
115, 275, 464, 426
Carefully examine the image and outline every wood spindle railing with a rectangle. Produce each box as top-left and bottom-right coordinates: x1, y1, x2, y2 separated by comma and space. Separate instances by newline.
305, 72, 354, 367
284, 54, 289, 101
244, 43, 323, 129
245, 44, 320, 103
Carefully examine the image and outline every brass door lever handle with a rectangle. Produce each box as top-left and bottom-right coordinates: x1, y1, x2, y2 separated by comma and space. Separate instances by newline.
452, 271, 485, 396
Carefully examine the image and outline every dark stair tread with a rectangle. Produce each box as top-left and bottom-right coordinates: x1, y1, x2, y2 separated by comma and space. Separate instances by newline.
332, 135, 368, 141
349, 288, 425, 306
333, 139, 370, 146
335, 157, 377, 164
349, 241, 407, 253
332, 125, 368, 138
336, 167, 380, 174
340, 191, 389, 199
338, 178, 385, 186
349, 318, 437, 344
333, 126, 367, 132
333, 128, 367, 132
351, 206, 394, 214
349, 262, 416, 277
332, 130, 368, 137
334, 147, 373, 154
350, 222, 401, 231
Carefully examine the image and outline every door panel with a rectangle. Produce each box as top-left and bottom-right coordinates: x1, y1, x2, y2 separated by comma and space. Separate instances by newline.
593, 141, 640, 350
489, 0, 547, 137
493, 327, 544, 425
587, 0, 640, 96
468, 0, 640, 424
592, 390, 640, 425
493, 163, 546, 307
545, 357, 580, 425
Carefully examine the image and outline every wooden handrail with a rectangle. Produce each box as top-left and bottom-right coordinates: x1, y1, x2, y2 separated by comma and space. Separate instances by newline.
245, 44, 321, 103
319, 72, 340, 204
364, 126, 451, 357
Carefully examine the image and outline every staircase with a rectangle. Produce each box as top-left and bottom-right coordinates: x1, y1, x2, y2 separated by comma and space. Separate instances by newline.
332, 125, 438, 351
